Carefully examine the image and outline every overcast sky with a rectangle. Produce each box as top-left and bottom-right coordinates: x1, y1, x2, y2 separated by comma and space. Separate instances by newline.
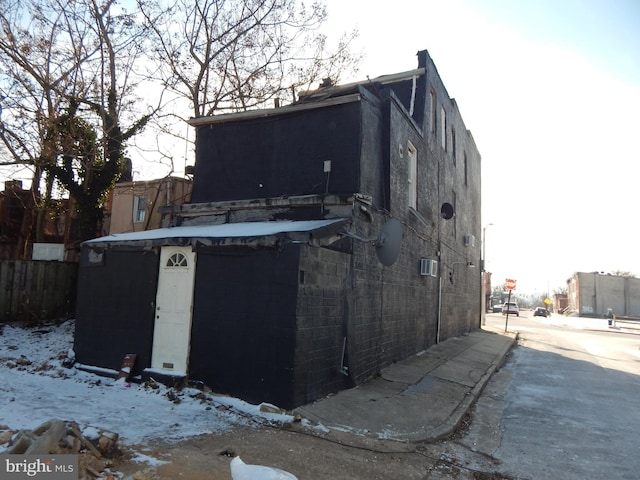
323, 0, 640, 294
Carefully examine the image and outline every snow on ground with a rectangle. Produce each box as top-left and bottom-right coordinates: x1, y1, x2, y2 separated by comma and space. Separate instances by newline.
0, 320, 296, 447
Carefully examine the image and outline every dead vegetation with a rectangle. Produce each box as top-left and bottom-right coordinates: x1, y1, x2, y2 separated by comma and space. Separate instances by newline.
1, 418, 127, 479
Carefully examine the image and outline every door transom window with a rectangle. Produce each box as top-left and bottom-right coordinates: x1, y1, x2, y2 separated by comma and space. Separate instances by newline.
166, 252, 189, 267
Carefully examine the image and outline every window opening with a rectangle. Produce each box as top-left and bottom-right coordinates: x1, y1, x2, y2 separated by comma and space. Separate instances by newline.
408, 142, 418, 209
451, 127, 457, 165
134, 195, 146, 223
440, 107, 447, 150
430, 88, 437, 134
464, 152, 468, 186
166, 252, 189, 267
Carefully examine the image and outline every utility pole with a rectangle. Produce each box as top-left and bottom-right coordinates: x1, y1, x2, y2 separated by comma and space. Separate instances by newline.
481, 223, 493, 325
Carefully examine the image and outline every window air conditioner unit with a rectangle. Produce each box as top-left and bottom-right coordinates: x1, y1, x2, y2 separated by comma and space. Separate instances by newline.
420, 258, 438, 277
464, 235, 475, 247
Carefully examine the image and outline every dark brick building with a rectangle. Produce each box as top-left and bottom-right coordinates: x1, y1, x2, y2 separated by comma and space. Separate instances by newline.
74, 49, 482, 409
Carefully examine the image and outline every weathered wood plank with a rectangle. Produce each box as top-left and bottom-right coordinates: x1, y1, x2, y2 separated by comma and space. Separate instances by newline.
0, 260, 77, 322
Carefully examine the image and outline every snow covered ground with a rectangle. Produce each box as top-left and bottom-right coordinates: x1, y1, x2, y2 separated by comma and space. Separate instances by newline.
0, 320, 297, 448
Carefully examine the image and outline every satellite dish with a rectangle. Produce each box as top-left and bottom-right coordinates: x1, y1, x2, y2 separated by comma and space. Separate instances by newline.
440, 202, 455, 220
341, 218, 403, 267
375, 218, 403, 266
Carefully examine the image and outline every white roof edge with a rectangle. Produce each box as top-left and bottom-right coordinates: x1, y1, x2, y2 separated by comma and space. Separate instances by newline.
327, 67, 426, 92
188, 94, 362, 126
85, 219, 349, 245
188, 67, 426, 127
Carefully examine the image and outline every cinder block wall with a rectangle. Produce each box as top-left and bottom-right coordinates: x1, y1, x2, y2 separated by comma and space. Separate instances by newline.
573, 272, 640, 317
345, 214, 439, 385
294, 245, 352, 405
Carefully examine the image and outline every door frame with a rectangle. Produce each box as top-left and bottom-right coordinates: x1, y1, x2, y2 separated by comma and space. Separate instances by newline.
150, 246, 197, 373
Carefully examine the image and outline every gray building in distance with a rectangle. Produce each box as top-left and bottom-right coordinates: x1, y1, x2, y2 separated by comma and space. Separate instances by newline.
74, 49, 482, 409
568, 272, 640, 318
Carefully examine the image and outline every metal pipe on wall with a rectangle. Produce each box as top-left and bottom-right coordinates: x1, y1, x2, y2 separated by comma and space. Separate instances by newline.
437, 275, 442, 343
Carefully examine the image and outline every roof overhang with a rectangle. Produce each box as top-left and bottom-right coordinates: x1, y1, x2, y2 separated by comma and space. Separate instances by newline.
84, 218, 350, 250
188, 93, 362, 126
187, 67, 425, 128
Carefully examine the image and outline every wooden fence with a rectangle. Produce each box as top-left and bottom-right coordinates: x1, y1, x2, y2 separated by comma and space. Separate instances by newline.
0, 260, 78, 323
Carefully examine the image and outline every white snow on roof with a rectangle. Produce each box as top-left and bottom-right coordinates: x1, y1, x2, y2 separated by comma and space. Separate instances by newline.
85, 218, 347, 244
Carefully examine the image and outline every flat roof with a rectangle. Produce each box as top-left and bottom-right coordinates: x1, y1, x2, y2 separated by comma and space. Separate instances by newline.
187, 68, 426, 127
187, 93, 362, 126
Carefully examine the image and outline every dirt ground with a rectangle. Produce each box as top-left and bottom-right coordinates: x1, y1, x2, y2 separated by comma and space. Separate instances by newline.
114, 416, 512, 480
117, 424, 427, 480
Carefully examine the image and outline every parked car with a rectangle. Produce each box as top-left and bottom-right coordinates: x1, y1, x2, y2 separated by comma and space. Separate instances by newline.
502, 302, 519, 316
492, 304, 503, 313
533, 307, 549, 317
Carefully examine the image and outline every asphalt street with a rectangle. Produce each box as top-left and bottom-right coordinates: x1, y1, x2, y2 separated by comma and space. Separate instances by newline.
469, 311, 640, 480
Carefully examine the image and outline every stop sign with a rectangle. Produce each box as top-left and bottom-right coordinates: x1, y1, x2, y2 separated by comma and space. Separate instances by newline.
505, 278, 517, 290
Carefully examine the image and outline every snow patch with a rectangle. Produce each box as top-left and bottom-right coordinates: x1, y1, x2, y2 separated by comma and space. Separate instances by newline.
0, 320, 300, 448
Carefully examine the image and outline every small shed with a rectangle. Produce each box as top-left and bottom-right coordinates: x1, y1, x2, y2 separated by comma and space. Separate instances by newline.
74, 218, 351, 408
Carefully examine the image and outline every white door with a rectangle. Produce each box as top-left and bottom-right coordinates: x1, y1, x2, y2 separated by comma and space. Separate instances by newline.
151, 246, 196, 373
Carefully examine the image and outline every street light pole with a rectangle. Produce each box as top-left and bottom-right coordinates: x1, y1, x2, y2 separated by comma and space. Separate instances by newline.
481, 223, 493, 325
482, 223, 493, 272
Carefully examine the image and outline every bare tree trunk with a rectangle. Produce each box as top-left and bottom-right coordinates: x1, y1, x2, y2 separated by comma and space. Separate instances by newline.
14, 168, 41, 259
35, 174, 55, 243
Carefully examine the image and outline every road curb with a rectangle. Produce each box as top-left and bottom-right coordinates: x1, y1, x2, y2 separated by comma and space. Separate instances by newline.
417, 331, 518, 443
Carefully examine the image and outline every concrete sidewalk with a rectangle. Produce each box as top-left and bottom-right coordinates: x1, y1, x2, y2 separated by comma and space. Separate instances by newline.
297, 327, 517, 443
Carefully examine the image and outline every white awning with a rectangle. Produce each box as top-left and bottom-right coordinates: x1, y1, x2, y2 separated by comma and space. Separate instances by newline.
84, 218, 349, 249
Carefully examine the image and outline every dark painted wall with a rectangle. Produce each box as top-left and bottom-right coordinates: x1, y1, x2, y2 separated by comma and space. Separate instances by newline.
74, 248, 158, 376
343, 212, 440, 385
294, 245, 353, 405
418, 50, 482, 336
71, 50, 481, 410
358, 92, 386, 208
189, 245, 300, 408
191, 101, 362, 203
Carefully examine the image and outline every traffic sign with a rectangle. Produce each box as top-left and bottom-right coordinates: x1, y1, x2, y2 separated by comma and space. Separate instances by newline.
505, 278, 517, 290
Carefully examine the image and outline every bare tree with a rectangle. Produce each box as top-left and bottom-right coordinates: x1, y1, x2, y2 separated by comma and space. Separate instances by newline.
0, 0, 359, 254
0, 0, 89, 255
0, 0, 155, 248
44, 0, 156, 243
138, 0, 361, 119
610, 270, 637, 278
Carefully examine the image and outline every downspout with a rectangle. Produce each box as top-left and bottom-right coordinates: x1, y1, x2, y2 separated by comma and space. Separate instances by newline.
624, 277, 629, 316
409, 75, 417, 117
592, 272, 595, 315
437, 275, 442, 343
